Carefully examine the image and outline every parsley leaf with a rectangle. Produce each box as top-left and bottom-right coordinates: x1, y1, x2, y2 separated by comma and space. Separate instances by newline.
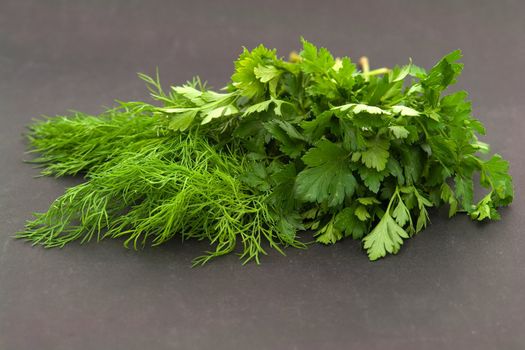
295, 140, 357, 207
352, 138, 390, 171
363, 212, 409, 261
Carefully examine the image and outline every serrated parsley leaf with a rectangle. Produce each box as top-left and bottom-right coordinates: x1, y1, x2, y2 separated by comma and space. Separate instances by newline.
171, 85, 205, 105
363, 213, 409, 261
201, 104, 239, 124
358, 166, 387, 193
299, 38, 336, 74
231, 45, 278, 99
315, 218, 343, 244
243, 99, 273, 116
424, 50, 464, 90
392, 199, 411, 227
264, 120, 306, 158
168, 109, 198, 131
388, 125, 410, 139
295, 140, 357, 207
481, 154, 514, 205
334, 207, 367, 240
333, 103, 390, 115
391, 105, 420, 116
454, 175, 474, 211
357, 197, 381, 206
354, 205, 370, 221
391, 62, 412, 82
254, 64, 281, 83
352, 138, 390, 171
470, 193, 500, 221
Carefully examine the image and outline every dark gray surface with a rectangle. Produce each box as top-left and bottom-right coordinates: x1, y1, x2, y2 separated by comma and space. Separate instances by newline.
1, 1, 524, 349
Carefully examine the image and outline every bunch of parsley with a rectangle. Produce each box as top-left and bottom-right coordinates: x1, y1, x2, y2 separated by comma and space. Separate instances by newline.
21, 39, 513, 263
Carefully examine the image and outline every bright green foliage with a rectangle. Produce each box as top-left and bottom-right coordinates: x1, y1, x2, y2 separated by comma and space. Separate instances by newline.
363, 213, 408, 260
295, 140, 357, 207
20, 39, 514, 263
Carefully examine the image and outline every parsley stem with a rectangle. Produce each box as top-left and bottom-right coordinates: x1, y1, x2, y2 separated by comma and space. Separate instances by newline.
289, 51, 301, 63
386, 186, 400, 213
367, 68, 390, 76
359, 56, 370, 74
359, 56, 370, 80
360, 56, 390, 80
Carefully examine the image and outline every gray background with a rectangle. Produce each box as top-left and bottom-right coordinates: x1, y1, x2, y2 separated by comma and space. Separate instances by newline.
1, 1, 524, 349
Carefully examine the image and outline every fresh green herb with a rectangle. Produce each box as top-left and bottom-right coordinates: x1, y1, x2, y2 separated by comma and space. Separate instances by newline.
20, 39, 514, 263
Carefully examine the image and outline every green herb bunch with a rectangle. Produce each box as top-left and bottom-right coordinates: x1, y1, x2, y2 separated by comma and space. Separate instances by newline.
20, 39, 513, 263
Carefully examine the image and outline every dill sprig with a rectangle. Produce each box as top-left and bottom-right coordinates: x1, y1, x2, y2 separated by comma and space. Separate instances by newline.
21, 106, 304, 265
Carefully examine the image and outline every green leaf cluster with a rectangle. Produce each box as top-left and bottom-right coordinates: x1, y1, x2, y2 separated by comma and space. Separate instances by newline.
21, 39, 514, 263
